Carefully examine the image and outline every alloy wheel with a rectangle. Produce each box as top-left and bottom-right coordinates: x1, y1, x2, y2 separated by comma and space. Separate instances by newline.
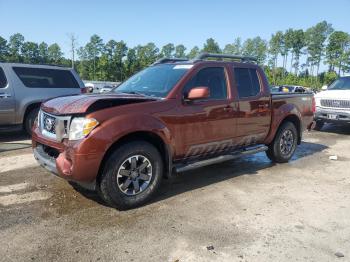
116, 155, 153, 196
279, 129, 294, 156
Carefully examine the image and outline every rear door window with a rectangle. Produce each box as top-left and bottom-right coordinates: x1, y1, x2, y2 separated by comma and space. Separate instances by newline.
234, 68, 261, 98
0, 67, 7, 88
12, 67, 80, 88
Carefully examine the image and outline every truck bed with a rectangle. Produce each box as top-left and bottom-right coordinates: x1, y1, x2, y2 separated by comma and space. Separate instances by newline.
269, 92, 314, 141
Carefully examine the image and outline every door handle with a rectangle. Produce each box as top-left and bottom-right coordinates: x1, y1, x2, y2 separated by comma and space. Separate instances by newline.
223, 105, 233, 112
0, 93, 11, 98
258, 103, 269, 109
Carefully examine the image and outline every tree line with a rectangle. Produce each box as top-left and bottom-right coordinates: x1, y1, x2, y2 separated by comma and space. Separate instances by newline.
0, 20, 349, 89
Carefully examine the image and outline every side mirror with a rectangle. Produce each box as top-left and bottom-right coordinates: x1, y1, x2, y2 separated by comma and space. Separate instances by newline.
187, 87, 210, 100
321, 85, 328, 91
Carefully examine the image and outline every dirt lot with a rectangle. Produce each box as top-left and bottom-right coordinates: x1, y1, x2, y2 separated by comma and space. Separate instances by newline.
0, 125, 349, 262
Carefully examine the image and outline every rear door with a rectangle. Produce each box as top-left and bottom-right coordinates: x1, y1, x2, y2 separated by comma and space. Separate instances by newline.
233, 66, 271, 146
0, 66, 15, 125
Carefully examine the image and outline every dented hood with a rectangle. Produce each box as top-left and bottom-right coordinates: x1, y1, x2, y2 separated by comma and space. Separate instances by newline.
41, 93, 157, 115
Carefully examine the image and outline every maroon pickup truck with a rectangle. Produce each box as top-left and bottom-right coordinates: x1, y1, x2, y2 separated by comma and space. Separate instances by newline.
32, 53, 315, 209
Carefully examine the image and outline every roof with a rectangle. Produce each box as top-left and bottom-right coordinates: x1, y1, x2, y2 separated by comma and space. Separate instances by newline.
152, 53, 258, 67
0, 62, 71, 70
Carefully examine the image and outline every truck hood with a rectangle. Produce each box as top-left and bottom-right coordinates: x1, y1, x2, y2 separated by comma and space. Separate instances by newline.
41, 93, 158, 115
315, 90, 350, 100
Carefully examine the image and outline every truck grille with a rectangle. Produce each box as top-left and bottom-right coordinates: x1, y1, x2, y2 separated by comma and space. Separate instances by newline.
38, 110, 71, 141
42, 113, 56, 134
320, 99, 350, 109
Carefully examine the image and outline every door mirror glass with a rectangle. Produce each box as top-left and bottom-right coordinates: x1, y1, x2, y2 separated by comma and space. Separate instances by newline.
187, 87, 210, 100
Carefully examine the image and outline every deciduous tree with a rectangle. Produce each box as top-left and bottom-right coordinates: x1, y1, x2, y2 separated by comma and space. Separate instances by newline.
305, 21, 333, 76
202, 38, 221, 54
48, 43, 63, 64
0, 36, 8, 62
175, 44, 186, 58
242, 37, 267, 65
290, 29, 306, 75
21, 41, 39, 64
326, 31, 350, 74
188, 46, 199, 59
38, 42, 48, 64
160, 43, 175, 58
8, 33, 25, 62
223, 37, 242, 55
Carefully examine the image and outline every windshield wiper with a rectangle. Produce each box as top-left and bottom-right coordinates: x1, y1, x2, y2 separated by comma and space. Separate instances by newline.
121, 91, 147, 96
118, 91, 163, 100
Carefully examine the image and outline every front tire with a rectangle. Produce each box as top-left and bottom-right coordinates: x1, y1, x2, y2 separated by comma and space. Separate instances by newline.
266, 121, 298, 163
24, 107, 40, 136
98, 141, 163, 210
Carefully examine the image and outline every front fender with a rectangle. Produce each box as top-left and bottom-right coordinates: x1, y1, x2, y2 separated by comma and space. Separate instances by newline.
72, 113, 173, 158
105, 113, 172, 148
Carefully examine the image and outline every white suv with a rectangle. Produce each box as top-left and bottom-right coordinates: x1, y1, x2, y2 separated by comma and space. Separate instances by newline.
314, 76, 350, 130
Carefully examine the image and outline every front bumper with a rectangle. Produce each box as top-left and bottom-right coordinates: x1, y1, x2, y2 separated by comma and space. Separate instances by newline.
32, 126, 103, 190
33, 145, 59, 175
315, 107, 350, 123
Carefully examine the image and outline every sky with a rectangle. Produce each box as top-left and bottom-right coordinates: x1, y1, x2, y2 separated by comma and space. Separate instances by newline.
1, 0, 350, 61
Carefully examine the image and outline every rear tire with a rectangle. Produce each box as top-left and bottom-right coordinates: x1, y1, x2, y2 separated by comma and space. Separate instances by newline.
24, 107, 40, 136
314, 120, 324, 131
98, 141, 163, 210
266, 121, 298, 163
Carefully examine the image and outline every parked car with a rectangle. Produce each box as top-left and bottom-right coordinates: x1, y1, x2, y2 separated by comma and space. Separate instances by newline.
84, 83, 94, 93
270, 86, 280, 92
99, 85, 114, 93
83, 81, 120, 93
275, 85, 306, 93
0, 63, 86, 135
32, 53, 314, 209
314, 76, 350, 130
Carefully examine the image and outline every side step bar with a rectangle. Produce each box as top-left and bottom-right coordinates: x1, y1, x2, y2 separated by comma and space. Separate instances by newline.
175, 145, 268, 173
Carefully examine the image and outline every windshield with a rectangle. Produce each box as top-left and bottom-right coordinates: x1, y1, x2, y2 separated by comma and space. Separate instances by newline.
328, 77, 350, 90
114, 64, 192, 98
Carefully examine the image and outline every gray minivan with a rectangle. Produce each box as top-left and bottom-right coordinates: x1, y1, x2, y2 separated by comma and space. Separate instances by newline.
0, 63, 86, 134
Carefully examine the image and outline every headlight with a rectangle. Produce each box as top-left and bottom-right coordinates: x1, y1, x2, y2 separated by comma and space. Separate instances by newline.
69, 117, 99, 140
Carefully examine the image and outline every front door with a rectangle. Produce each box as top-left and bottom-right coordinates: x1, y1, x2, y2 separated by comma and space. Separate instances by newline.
0, 66, 15, 125
174, 66, 237, 160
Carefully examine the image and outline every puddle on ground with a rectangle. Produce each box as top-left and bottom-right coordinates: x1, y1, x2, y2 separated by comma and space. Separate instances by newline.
0, 132, 337, 231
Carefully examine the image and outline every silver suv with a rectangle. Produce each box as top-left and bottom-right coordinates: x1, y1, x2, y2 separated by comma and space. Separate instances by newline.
0, 63, 85, 134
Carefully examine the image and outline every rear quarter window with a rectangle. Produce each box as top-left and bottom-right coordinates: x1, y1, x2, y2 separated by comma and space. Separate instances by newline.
0, 67, 7, 88
12, 67, 80, 88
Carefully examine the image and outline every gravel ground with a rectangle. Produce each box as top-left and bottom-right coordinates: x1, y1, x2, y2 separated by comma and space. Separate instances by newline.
0, 125, 349, 262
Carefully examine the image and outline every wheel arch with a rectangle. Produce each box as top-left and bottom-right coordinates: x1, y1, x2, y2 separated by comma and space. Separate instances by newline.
96, 131, 173, 184
278, 114, 302, 144
23, 102, 41, 124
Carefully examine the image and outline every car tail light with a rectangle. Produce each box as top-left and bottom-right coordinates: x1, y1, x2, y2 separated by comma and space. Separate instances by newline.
81, 87, 87, 94
312, 96, 316, 113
